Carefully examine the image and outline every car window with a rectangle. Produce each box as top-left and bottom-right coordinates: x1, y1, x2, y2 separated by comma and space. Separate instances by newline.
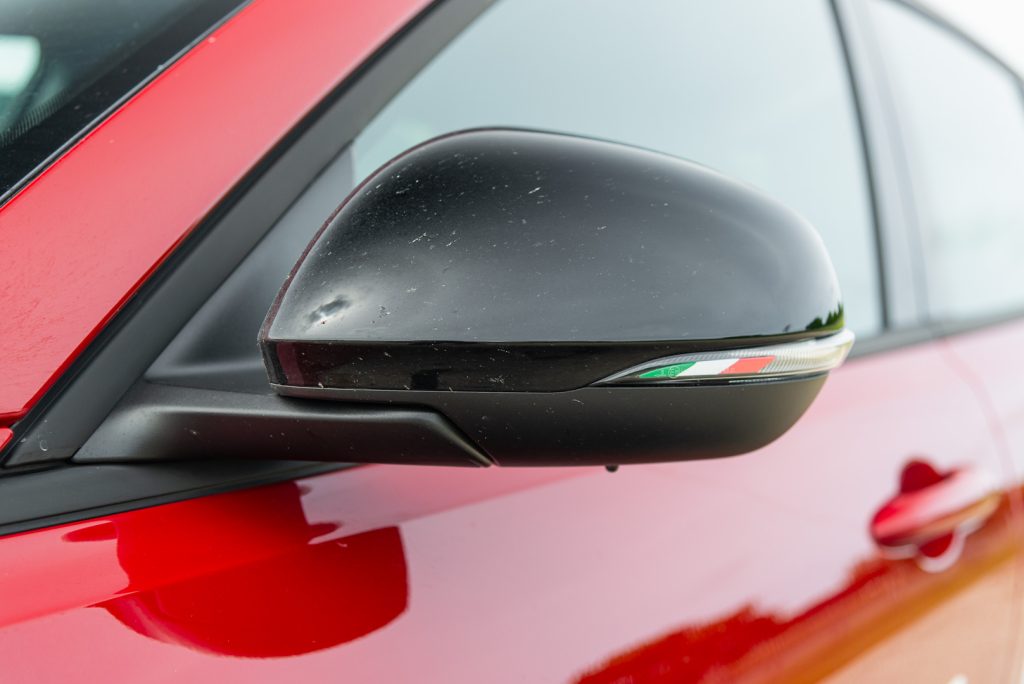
0, 0, 247, 203
868, 0, 1024, 324
353, 0, 882, 337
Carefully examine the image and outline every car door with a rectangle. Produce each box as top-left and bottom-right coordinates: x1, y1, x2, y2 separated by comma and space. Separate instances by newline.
1, 1, 1022, 682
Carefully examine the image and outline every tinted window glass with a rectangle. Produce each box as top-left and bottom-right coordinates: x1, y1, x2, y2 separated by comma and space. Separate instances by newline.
354, 0, 882, 336
0, 0, 246, 202
869, 0, 1024, 322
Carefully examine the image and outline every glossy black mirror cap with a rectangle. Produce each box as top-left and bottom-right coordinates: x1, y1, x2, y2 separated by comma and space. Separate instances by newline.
260, 128, 842, 394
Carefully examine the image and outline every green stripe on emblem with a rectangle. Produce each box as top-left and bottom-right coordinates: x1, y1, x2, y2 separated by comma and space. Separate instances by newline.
638, 361, 696, 379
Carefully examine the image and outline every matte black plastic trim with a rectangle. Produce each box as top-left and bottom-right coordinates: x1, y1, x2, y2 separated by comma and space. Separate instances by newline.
74, 382, 491, 466
273, 376, 828, 467
852, 311, 1024, 358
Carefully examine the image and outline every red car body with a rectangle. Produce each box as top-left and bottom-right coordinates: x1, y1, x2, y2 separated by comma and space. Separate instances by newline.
1, 0, 1023, 682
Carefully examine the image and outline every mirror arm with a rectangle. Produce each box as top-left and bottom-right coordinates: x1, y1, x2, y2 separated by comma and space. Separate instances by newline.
73, 382, 492, 467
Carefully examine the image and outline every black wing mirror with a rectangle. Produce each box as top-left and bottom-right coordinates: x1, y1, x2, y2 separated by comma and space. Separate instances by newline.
259, 129, 852, 466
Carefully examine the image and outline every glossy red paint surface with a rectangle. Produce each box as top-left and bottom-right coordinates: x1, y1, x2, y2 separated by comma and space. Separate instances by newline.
1, 348, 1020, 682
0, 0, 430, 424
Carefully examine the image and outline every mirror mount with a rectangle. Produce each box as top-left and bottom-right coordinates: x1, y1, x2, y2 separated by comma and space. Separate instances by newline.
77, 128, 852, 468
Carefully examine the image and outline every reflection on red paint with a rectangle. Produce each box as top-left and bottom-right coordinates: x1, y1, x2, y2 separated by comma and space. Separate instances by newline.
66, 482, 409, 658
576, 502, 1017, 684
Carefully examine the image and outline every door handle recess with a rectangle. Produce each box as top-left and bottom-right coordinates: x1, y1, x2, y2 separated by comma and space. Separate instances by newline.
871, 460, 1001, 561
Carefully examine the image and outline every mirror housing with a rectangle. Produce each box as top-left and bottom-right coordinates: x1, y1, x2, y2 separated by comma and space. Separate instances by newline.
260, 129, 852, 466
